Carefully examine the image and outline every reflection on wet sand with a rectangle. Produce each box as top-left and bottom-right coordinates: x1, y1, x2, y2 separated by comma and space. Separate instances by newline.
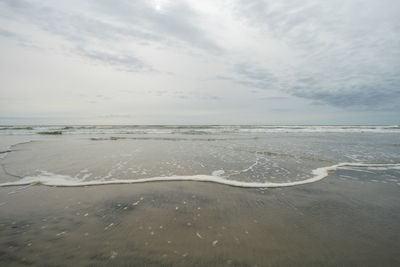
0, 169, 400, 266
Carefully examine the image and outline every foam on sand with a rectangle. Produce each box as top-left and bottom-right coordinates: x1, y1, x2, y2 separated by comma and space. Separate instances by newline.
0, 163, 399, 188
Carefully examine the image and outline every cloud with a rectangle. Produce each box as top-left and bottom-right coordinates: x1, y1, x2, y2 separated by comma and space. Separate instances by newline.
98, 114, 131, 118
0, 0, 399, 123
214, 64, 279, 91
0, 28, 15, 37
0, 27, 34, 47
226, 0, 400, 110
76, 47, 153, 72
0, 0, 222, 66
93, 0, 222, 53
232, 63, 278, 90
294, 85, 400, 110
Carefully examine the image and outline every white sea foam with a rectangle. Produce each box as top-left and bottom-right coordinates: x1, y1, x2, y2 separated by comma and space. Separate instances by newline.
0, 163, 399, 188
0, 150, 12, 159
211, 170, 225, 176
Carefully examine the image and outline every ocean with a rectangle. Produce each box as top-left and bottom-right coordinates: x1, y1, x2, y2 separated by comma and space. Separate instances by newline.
1, 125, 399, 188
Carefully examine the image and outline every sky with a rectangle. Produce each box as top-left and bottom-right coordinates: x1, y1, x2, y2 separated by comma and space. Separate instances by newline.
0, 0, 399, 125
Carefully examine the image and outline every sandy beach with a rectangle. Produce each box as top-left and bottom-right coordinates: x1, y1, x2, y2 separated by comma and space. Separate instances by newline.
1, 168, 399, 266
1, 0, 399, 264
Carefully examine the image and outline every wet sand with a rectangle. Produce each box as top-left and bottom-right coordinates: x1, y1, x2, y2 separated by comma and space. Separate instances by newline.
0, 169, 400, 266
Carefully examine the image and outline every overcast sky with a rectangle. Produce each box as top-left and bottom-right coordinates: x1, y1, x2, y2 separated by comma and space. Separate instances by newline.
0, 0, 399, 125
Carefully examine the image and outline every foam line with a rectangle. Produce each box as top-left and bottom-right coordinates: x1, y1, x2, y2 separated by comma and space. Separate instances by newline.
0, 163, 399, 188
0, 140, 34, 159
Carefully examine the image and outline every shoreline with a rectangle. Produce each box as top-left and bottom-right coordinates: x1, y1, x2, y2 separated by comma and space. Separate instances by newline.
1, 169, 400, 266
1, 162, 400, 188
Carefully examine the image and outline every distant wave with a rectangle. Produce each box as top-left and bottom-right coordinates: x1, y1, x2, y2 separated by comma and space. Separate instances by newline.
0, 126, 34, 130
1, 163, 399, 188
1, 125, 399, 135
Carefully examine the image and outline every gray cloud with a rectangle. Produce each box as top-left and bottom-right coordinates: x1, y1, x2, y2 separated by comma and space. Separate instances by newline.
228, 0, 400, 110
0, 26, 35, 47
233, 63, 278, 90
76, 47, 153, 72
294, 85, 400, 110
214, 64, 279, 91
0, 28, 15, 37
98, 114, 131, 118
143, 89, 221, 101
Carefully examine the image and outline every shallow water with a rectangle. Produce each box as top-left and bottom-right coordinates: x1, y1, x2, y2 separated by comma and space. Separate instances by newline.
0, 125, 399, 187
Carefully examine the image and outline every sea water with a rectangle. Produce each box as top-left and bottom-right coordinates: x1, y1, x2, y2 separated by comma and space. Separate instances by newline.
0, 125, 399, 187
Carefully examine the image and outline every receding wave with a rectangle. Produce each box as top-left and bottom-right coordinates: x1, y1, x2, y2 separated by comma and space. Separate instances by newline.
89, 136, 221, 141
173, 130, 209, 135
253, 151, 335, 163
88, 136, 260, 141
1, 163, 399, 188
